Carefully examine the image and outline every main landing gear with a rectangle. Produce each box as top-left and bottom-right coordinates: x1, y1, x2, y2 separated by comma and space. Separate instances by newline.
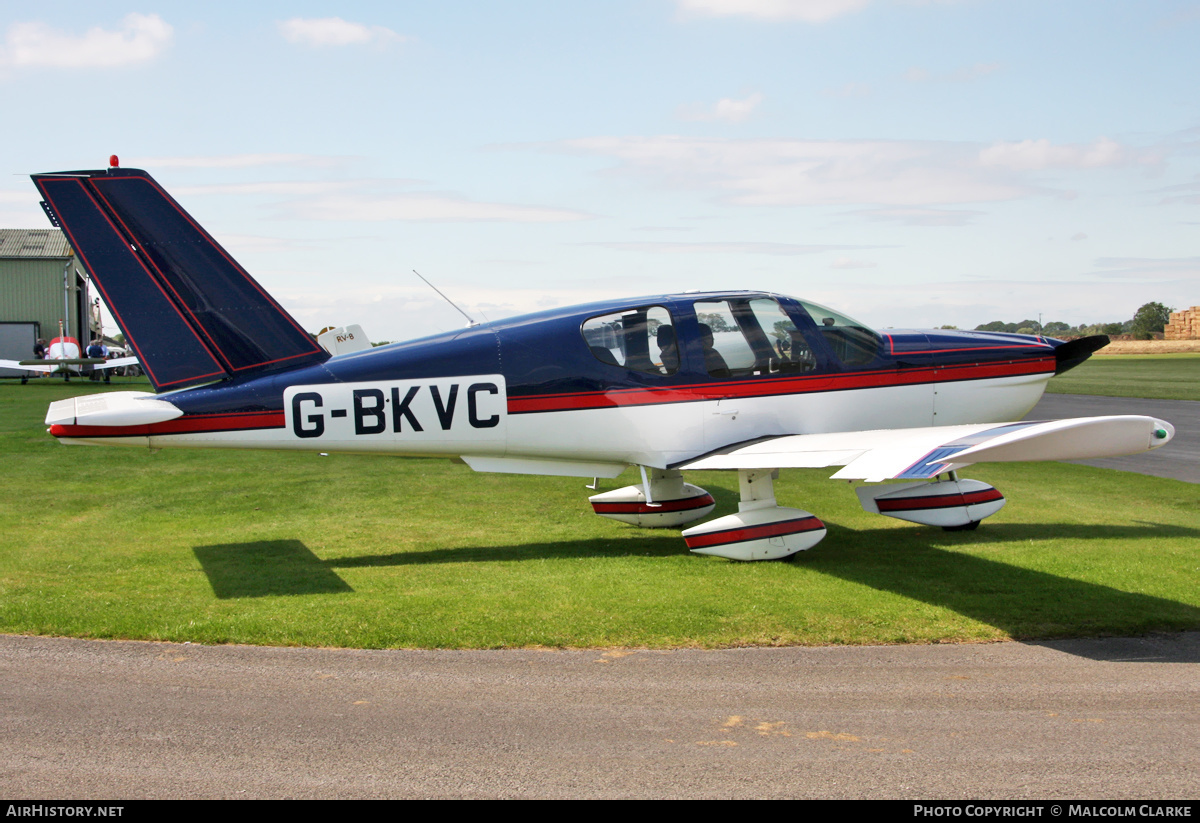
855, 472, 1005, 531
591, 467, 826, 561
589, 467, 715, 528
680, 469, 826, 561
591, 468, 1005, 561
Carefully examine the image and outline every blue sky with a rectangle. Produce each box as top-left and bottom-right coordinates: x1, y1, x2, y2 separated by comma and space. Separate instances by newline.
1, 0, 1196, 341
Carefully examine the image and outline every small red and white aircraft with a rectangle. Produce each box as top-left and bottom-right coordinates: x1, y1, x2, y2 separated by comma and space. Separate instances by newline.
31, 162, 1174, 560
0, 330, 137, 383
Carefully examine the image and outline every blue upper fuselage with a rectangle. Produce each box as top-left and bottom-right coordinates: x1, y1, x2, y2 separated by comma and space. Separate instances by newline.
161, 291, 1069, 417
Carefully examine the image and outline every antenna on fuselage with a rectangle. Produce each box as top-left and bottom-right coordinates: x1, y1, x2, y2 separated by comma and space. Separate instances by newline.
413, 269, 478, 327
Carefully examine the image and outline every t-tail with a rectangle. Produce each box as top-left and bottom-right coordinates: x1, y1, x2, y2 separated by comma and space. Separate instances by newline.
31, 165, 328, 392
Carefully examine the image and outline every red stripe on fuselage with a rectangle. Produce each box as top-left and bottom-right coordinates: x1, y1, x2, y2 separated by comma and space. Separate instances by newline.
49, 356, 1053, 438
508, 357, 1054, 414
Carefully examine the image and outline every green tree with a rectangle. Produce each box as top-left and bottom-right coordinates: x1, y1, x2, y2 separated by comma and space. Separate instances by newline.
1130, 302, 1173, 340
697, 312, 733, 333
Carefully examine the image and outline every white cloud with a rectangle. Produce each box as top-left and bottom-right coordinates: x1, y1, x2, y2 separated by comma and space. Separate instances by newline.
173, 181, 359, 197
1154, 175, 1200, 206
830, 257, 877, 269
278, 17, 403, 47
138, 153, 352, 170
675, 0, 872, 23
820, 276, 1181, 333
550, 134, 1152, 208
591, 241, 882, 255
279, 283, 626, 340
0, 191, 36, 206
0, 13, 172, 69
285, 193, 590, 223
978, 137, 1129, 171
556, 136, 1032, 206
1092, 257, 1200, 280
0, 190, 46, 228
848, 206, 985, 226
678, 93, 764, 123
165, 175, 587, 223
215, 234, 312, 256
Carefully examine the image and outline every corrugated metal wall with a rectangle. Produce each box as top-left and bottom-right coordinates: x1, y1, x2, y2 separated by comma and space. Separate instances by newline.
0, 258, 89, 343
1, 258, 62, 328
1, 228, 91, 345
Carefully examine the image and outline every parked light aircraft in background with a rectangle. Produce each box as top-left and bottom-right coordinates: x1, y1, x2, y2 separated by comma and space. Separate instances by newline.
31, 162, 1174, 560
0, 332, 137, 383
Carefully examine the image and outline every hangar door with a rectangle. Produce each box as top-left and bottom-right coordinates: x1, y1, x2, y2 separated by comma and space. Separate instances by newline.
0, 322, 38, 378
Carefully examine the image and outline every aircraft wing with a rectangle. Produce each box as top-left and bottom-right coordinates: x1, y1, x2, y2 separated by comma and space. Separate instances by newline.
94, 356, 139, 370
0, 359, 56, 374
678, 416, 1174, 482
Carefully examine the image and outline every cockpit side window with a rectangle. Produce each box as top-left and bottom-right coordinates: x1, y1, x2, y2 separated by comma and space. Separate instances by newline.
693, 297, 818, 377
793, 300, 881, 366
581, 306, 678, 375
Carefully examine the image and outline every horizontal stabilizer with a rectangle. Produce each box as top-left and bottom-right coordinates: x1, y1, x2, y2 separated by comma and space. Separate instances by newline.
95, 356, 140, 371
1, 359, 55, 373
45, 391, 183, 427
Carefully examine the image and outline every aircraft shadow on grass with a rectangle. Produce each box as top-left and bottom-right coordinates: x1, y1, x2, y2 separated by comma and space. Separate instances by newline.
795, 520, 1200, 659
194, 533, 688, 598
192, 485, 744, 598
194, 518, 1200, 659
193, 540, 355, 599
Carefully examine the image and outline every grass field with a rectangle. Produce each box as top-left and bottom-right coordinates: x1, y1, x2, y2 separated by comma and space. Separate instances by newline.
1047, 353, 1200, 401
2, 378, 1197, 649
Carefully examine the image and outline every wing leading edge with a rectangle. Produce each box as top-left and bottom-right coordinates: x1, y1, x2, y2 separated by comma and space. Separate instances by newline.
678, 416, 1175, 482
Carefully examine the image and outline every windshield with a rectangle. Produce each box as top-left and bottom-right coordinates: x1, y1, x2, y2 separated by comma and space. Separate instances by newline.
794, 300, 881, 367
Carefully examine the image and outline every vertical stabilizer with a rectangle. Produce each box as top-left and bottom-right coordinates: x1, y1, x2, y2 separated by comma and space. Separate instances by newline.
32, 168, 328, 391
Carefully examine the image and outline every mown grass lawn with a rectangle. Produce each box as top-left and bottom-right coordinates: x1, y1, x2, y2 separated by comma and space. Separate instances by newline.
1047, 353, 1200, 401
2, 379, 1197, 648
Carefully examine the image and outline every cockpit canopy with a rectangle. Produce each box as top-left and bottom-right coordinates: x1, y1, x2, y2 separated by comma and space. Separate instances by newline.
580, 294, 881, 378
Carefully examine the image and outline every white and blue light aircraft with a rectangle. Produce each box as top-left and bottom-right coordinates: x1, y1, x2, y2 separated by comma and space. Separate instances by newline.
31, 162, 1174, 561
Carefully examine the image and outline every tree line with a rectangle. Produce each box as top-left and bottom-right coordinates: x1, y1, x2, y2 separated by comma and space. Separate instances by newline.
971, 302, 1174, 340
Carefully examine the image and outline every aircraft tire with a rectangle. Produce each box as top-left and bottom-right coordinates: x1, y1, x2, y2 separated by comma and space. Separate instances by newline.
942, 520, 981, 532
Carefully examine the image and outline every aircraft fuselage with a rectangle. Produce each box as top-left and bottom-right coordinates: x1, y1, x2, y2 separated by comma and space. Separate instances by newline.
49, 291, 1064, 475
